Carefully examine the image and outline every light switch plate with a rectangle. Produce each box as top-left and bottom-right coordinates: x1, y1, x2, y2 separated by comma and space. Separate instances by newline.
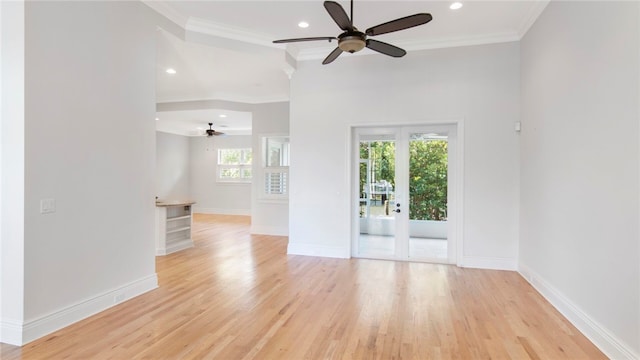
40, 198, 56, 214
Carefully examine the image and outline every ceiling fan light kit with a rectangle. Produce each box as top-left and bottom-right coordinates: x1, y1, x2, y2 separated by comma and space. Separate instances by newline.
273, 0, 432, 65
338, 32, 366, 53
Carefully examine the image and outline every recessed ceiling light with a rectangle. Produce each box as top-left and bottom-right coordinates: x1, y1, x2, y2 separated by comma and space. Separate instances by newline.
155, 117, 159, 121
298, 21, 309, 28
166, 68, 176, 74
450, 2, 463, 10
219, 114, 227, 118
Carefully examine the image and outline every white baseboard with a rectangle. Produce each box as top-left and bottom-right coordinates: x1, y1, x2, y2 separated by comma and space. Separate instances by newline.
250, 224, 288, 236
287, 242, 350, 259
461, 256, 517, 270
193, 207, 250, 216
0, 318, 24, 346
519, 263, 638, 360
156, 239, 194, 256
14, 274, 158, 346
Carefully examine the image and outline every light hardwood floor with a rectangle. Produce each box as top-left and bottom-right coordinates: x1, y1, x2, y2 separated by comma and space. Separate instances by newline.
1, 214, 605, 359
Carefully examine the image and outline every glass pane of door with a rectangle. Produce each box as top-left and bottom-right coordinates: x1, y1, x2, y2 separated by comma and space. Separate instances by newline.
407, 133, 448, 261
357, 138, 397, 257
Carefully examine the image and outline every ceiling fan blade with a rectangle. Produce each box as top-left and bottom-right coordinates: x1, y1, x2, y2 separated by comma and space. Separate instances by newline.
322, 47, 343, 65
365, 13, 432, 37
366, 39, 406, 58
324, 1, 353, 31
273, 36, 337, 44
206, 130, 225, 136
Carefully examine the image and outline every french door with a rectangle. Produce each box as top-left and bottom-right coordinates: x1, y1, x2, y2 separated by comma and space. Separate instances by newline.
353, 125, 457, 263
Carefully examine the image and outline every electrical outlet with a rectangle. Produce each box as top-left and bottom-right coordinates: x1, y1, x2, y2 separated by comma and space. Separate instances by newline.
40, 198, 56, 214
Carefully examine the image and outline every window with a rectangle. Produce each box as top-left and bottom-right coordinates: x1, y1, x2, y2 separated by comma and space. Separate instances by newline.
262, 136, 289, 198
217, 148, 252, 182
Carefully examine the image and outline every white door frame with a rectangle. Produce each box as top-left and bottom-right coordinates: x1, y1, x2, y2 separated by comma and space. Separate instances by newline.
348, 120, 464, 265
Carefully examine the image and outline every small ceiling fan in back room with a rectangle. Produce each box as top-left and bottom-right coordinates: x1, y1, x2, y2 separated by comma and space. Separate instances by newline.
273, 0, 433, 65
205, 123, 225, 137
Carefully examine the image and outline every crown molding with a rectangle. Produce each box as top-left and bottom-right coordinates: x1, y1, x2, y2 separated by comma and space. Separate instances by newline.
141, 0, 188, 28
156, 92, 290, 105
186, 17, 279, 49
400, 32, 520, 52
149, 1, 547, 62
295, 32, 521, 61
517, 0, 551, 38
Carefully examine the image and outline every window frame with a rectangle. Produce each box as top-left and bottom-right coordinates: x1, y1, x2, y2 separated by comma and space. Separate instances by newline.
259, 134, 290, 201
216, 148, 252, 183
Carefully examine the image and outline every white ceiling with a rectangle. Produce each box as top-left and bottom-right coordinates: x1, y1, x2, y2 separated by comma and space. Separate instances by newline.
156, 109, 252, 136
153, 0, 548, 136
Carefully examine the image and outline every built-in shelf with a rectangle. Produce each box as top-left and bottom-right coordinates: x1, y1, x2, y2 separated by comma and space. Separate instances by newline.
166, 226, 191, 234
155, 201, 195, 256
167, 215, 191, 222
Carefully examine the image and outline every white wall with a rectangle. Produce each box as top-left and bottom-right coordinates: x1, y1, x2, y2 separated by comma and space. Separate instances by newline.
519, 2, 639, 358
190, 134, 252, 215
156, 131, 190, 201
289, 43, 520, 266
251, 102, 289, 235
11, 1, 181, 345
0, 0, 25, 345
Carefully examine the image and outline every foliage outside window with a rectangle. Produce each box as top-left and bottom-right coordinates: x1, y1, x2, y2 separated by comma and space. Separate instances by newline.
359, 141, 396, 190
217, 148, 252, 182
359, 139, 447, 221
263, 136, 290, 197
409, 139, 448, 221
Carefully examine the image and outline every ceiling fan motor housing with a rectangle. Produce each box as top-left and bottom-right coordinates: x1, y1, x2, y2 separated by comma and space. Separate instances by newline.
338, 31, 366, 53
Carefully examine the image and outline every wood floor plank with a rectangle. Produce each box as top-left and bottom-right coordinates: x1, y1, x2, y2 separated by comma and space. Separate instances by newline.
1, 214, 606, 359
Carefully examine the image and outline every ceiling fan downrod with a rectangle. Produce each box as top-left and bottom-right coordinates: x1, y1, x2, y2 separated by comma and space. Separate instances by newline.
350, 0, 353, 26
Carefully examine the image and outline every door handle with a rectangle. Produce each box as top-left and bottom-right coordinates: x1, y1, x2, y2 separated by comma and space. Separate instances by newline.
394, 209, 401, 213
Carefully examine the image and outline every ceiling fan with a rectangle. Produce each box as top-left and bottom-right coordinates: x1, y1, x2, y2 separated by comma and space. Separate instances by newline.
205, 123, 225, 137
273, 0, 433, 65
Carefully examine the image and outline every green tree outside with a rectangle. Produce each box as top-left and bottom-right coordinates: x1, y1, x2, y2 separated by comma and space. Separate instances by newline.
360, 139, 447, 221
409, 139, 447, 221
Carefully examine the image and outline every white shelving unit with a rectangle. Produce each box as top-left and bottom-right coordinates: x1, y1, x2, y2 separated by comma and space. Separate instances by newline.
155, 201, 195, 256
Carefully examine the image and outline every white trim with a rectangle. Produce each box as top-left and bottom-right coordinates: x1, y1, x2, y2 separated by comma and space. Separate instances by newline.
0, 318, 23, 346
0, 0, 25, 347
461, 256, 517, 271
156, 239, 193, 256
348, 119, 464, 267
455, 120, 465, 267
257, 198, 288, 205
194, 207, 251, 216
287, 243, 349, 259
186, 17, 278, 49
296, 33, 519, 62
141, 0, 188, 28
517, 0, 551, 39
156, 93, 290, 106
637, 4, 640, 355
518, 263, 639, 360
213, 180, 252, 185
17, 274, 157, 346
250, 225, 288, 237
